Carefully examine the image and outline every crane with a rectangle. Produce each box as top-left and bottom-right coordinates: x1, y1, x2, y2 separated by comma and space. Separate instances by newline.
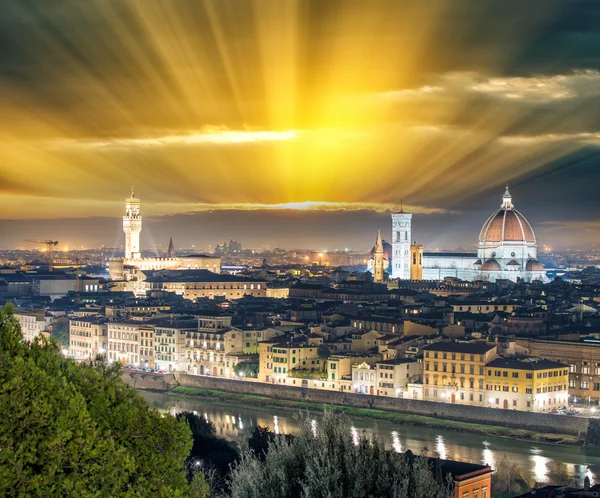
24, 239, 59, 271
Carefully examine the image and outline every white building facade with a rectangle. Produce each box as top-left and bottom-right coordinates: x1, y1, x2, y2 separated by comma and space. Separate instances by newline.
391, 187, 548, 283
391, 211, 412, 280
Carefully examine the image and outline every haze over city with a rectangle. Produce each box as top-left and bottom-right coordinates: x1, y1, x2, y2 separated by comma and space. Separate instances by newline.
1, 1, 600, 250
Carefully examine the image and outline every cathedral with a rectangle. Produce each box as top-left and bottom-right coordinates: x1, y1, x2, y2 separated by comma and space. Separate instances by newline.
368, 187, 548, 283
108, 189, 220, 280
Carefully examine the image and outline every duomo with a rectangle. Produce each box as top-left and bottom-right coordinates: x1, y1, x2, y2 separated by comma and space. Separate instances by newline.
368, 186, 548, 284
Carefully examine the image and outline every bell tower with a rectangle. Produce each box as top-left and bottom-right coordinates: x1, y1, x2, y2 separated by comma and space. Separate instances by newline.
123, 187, 142, 260
391, 201, 412, 280
373, 227, 385, 283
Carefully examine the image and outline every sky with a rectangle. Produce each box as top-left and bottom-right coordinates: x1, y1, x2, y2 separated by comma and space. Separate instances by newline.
1, 0, 600, 251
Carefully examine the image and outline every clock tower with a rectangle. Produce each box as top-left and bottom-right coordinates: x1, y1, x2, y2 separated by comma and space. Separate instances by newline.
391, 205, 412, 280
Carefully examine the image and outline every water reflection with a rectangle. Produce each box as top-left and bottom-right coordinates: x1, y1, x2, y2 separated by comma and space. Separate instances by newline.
531, 454, 551, 483
141, 390, 600, 485
392, 431, 402, 453
436, 435, 447, 460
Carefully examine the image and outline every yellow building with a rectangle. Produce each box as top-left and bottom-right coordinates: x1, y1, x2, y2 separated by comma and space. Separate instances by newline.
139, 325, 154, 369
258, 338, 320, 383
484, 357, 569, 412
422, 342, 498, 406
69, 316, 107, 360
410, 244, 423, 280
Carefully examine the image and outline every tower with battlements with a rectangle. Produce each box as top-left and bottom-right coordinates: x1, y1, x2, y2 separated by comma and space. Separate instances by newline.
123, 187, 142, 260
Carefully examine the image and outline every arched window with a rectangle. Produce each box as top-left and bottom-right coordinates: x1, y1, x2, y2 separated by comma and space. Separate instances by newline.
460, 378, 465, 388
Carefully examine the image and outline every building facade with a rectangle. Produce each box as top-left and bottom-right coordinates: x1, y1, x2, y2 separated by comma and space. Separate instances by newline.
422, 342, 498, 406
69, 316, 107, 360
391, 210, 412, 280
386, 187, 548, 283
485, 357, 569, 412
107, 321, 141, 365
518, 338, 600, 404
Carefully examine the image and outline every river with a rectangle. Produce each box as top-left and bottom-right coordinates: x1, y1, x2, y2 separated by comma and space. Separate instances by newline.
140, 390, 600, 485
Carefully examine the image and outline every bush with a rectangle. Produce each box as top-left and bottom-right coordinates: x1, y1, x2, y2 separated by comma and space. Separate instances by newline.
229, 410, 453, 498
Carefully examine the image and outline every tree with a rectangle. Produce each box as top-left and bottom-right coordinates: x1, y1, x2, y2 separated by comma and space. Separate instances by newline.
234, 360, 259, 378
547, 461, 581, 488
492, 455, 530, 497
229, 410, 453, 498
248, 425, 273, 461
50, 318, 69, 347
317, 345, 331, 372
176, 411, 240, 493
0, 305, 206, 497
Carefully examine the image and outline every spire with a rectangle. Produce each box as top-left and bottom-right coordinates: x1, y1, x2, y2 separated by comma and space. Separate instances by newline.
501, 185, 513, 209
375, 226, 384, 253
168, 237, 175, 258
400, 198, 404, 213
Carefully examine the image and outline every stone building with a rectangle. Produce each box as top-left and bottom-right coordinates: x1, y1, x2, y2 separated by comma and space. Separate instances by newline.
517, 337, 600, 405
69, 316, 107, 360
107, 320, 142, 365
109, 189, 221, 280
381, 187, 548, 283
422, 342, 498, 406
484, 357, 569, 412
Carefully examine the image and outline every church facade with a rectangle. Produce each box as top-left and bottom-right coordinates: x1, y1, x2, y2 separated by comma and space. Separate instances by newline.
370, 187, 548, 283
108, 189, 220, 280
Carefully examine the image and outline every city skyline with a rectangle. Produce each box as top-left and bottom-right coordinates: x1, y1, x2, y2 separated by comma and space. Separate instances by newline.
2, 1, 600, 249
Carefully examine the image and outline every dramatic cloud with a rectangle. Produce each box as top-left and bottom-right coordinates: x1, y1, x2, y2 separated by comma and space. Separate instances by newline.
1, 0, 600, 249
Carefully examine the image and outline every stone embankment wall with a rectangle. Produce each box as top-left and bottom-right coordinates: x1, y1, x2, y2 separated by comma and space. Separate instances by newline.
121, 371, 178, 391
124, 372, 590, 440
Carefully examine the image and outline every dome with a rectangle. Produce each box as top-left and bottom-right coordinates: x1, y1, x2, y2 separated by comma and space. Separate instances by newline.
525, 259, 544, 271
481, 259, 501, 271
369, 240, 392, 260
479, 187, 536, 244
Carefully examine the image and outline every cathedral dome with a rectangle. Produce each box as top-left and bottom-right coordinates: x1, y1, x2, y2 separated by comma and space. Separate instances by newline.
478, 187, 536, 244
369, 240, 393, 260
525, 259, 544, 271
481, 259, 501, 271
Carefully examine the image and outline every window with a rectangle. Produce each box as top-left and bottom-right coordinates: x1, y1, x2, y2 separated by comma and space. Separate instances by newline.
581, 381, 589, 389
512, 372, 519, 379
526, 373, 533, 379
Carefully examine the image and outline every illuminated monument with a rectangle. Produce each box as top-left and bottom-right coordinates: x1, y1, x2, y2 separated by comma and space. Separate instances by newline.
123, 187, 141, 260
372, 227, 385, 283
391, 204, 412, 280
373, 187, 548, 283
108, 189, 220, 280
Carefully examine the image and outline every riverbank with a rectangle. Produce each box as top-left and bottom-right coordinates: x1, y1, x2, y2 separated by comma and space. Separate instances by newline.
170, 386, 582, 445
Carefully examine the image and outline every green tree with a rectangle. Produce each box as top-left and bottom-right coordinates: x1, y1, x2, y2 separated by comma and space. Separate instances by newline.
50, 319, 69, 347
234, 360, 259, 378
229, 410, 452, 498
176, 411, 240, 493
0, 305, 207, 497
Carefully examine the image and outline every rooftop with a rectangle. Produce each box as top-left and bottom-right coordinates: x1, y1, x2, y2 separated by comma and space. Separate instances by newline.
486, 356, 568, 371
422, 341, 496, 354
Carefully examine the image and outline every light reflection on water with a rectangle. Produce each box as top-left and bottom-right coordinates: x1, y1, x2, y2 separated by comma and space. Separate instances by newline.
141, 390, 600, 485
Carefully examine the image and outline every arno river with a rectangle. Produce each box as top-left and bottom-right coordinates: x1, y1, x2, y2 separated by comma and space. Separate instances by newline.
140, 390, 600, 485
